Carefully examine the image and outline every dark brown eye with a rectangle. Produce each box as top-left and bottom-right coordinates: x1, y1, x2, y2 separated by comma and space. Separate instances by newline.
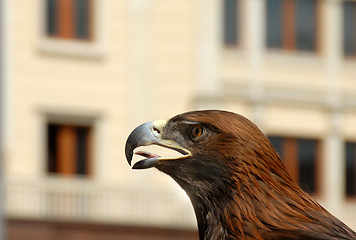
191, 125, 204, 140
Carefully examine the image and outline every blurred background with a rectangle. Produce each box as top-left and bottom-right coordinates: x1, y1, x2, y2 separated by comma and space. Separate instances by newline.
0, 0, 356, 239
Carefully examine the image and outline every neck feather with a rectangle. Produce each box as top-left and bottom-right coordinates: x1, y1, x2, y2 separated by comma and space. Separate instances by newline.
177, 165, 332, 240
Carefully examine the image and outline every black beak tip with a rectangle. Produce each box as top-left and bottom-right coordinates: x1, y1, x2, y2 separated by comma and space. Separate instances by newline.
125, 137, 134, 166
132, 158, 158, 170
125, 147, 133, 166
132, 162, 143, 169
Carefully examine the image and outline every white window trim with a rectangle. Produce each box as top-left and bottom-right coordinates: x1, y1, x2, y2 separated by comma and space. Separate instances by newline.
38, 0, 107, 58
36, 107, 104, 178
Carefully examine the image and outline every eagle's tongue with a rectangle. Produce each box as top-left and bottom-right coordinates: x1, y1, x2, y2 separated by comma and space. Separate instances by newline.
132, 151, 161, 169
135, 151, 160, 159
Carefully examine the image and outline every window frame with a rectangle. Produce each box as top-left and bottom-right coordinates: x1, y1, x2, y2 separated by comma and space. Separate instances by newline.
39, 0, 105, 58
342, 1, 356, 59
44, 113, 97, 178
268, 135, 322, 195
46, 0, 94, 41
265, 0, 321, 53
345, 141, 356, 199
223, 0, 242, 48
47, 122, 93, 177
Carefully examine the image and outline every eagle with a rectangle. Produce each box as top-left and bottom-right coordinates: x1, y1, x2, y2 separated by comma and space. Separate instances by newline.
125, 110, 356, 240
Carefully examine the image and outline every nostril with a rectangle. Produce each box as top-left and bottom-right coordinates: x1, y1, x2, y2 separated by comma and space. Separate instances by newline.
152, 120, 166, 136
153, 127, 161, 135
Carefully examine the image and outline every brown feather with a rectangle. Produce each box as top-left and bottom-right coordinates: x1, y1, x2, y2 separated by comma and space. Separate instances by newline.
154, 110, 356, 239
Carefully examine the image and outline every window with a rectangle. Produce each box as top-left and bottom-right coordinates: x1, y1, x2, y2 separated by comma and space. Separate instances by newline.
47, 123, 93, 176
346, 142, 356, 197
343, 1, 356, 57
268, 136, 320, 194
46, 0, 93, 40
266, 0, 319, 52
223, 0, 240, 46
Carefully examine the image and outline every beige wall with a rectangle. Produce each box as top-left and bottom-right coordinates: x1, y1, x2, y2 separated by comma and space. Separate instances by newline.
4, 0, 195, 183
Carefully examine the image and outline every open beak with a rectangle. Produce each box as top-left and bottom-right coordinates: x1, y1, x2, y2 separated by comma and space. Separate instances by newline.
125, 120, 191, 169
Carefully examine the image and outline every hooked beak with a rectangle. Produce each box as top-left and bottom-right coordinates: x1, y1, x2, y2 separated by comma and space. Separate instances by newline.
125, 120, 191, 169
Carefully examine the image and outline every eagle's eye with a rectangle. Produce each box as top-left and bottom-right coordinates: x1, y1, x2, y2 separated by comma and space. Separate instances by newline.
190, 124, 205, 141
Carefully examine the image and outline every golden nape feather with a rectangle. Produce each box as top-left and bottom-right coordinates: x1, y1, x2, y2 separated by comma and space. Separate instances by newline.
125, 110, 356, 240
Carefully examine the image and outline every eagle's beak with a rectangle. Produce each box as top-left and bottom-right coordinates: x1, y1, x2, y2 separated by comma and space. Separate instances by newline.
125, 120, 191, 169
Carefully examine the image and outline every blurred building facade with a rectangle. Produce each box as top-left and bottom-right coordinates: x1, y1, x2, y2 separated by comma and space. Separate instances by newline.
1, 0, 356, 239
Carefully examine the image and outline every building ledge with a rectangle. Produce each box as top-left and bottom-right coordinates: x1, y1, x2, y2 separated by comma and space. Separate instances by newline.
5, 177, 196, 230
194, 80, 356, 110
